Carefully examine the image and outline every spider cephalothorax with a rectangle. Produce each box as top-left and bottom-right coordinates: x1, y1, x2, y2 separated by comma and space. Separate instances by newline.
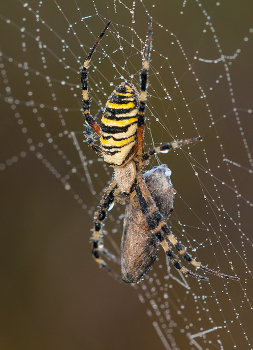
81, 19, 239, 283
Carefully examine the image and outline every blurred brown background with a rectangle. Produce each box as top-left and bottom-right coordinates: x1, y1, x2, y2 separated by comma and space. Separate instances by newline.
0, 1, 253, 349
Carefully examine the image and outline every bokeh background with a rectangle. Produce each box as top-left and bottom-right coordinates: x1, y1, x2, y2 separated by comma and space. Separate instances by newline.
1, 1, 253, 349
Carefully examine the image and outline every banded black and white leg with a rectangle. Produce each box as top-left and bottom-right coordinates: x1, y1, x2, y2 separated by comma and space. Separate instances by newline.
84, 110, 104, 155
137, 17, 152, 158
141, 136, 203, 164
81, 21, 111, 153
91, 180, 123, 281
135, 173, 239, 281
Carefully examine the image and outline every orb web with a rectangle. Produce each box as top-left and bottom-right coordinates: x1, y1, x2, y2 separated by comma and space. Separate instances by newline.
0, 1, 253, 349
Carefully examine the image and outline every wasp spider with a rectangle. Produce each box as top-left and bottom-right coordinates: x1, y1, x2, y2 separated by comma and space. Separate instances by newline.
81, 19, 239, 283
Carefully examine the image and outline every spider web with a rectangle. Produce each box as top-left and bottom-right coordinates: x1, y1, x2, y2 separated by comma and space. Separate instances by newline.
0, 1, 253, 349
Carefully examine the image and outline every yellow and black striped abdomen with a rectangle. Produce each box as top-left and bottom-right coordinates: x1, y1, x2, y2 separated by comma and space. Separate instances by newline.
100, 82, 140, 166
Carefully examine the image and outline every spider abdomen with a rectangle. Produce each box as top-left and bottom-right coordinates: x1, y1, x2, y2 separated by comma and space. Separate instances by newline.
100, 82, 140, 166
121, 164, 176, 283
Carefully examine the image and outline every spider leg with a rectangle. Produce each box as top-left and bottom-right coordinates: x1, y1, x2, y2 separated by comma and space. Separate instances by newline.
81, 22, 111, 151
137, 18, 152, 158
91, 180, 123, 282
84, 109, 104, 155
84, 123, 103, 155
135, 174, 239, 281
100, 247, 121, 265
141, 136, 202, 164
93, 108, 103, 121
165, 233, 239, 280
134, 174, 207, 280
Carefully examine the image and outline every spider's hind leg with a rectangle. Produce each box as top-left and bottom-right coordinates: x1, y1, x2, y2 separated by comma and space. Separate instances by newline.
135, 174, 239, 281
165, 232, 239, 280
91, 180, 123, 282
134, 173, 208, 280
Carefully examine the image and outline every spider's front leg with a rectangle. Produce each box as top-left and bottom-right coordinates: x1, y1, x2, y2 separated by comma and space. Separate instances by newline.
91, 180, 123, 282
81, 61, 103, 155
81, 21, 111, 155
136, 17, 152, 159
83, 110, 103, 156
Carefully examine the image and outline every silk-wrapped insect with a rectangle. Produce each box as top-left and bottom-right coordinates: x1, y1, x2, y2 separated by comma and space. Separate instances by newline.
121, 164, 176, 283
